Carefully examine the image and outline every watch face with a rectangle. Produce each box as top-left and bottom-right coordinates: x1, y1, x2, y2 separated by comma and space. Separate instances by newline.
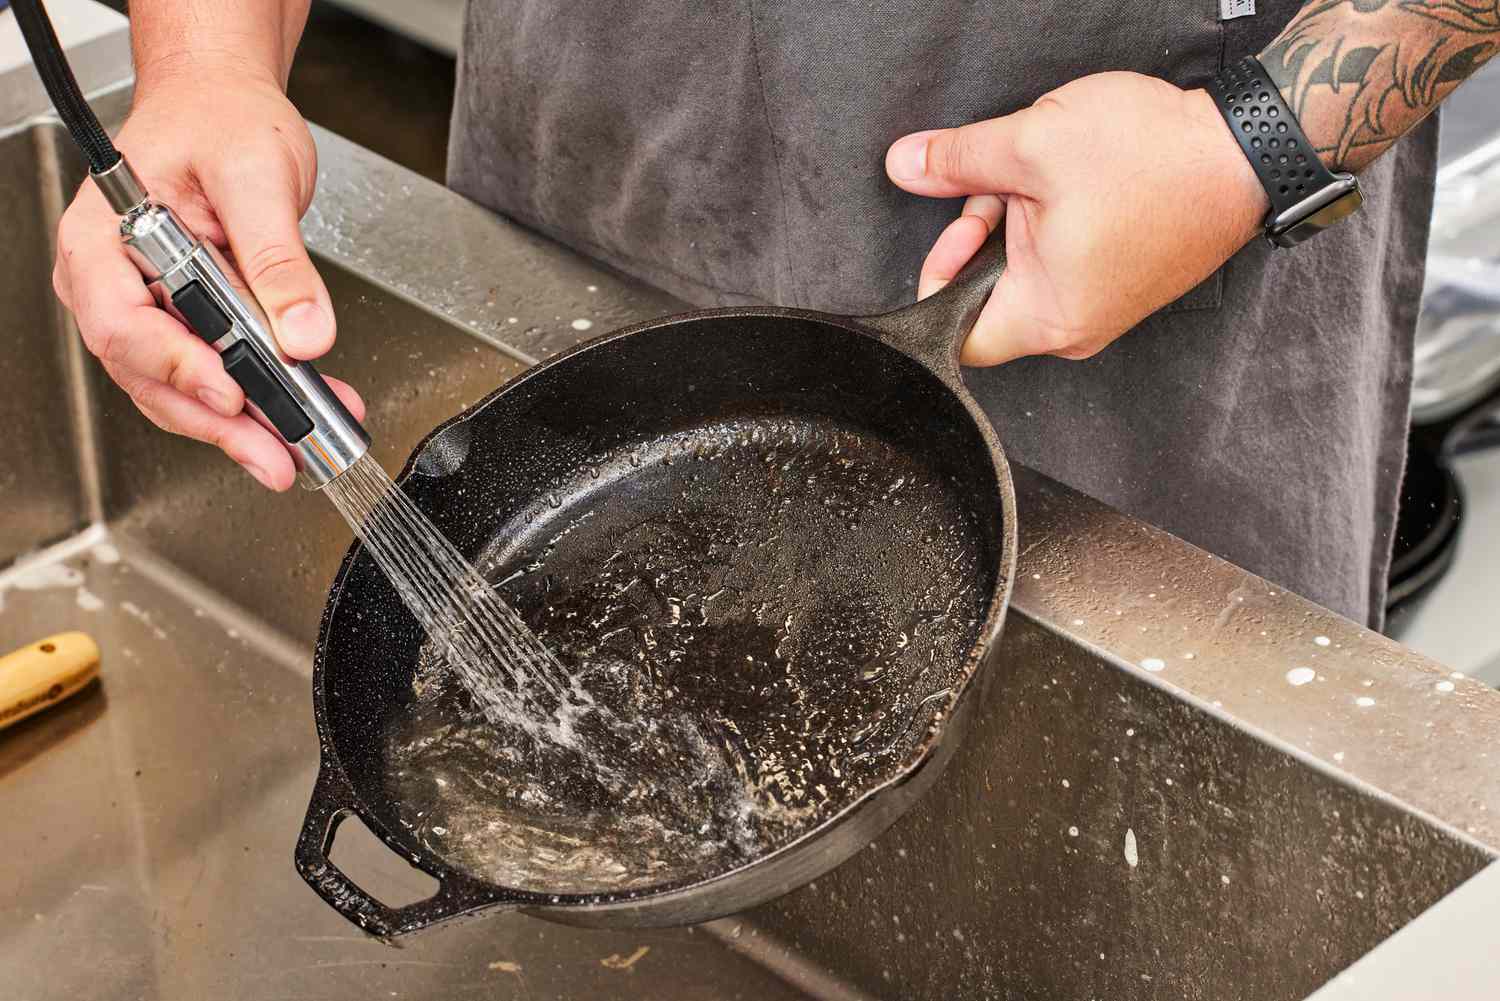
1271, 186, 1365, 248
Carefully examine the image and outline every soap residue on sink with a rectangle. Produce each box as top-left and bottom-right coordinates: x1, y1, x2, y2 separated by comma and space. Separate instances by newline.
0, 524, 113, 613
6, 561, 81, 592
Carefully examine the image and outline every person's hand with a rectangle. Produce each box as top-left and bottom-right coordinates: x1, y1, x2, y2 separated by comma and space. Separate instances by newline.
53, 58, 363, 490
886, 71, 1270, 366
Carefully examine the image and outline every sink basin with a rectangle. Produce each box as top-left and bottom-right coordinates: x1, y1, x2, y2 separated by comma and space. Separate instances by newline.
2, 84, 1497, 1001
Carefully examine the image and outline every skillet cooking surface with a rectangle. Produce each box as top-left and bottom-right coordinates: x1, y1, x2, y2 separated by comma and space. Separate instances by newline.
323, 316, 1004, 897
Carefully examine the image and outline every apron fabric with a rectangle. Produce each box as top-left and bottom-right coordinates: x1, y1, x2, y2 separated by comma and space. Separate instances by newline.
446, 1, 1437, 628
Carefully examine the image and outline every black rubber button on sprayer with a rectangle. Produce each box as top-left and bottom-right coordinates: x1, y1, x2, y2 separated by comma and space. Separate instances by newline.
170, 280, 233, 344
220, 341, 315, 442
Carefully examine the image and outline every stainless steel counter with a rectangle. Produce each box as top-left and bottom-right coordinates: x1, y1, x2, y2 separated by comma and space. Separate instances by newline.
3, 81, 1498, 1000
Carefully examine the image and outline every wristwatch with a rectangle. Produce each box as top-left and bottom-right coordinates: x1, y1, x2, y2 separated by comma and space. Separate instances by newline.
1207, 56, 1363, 248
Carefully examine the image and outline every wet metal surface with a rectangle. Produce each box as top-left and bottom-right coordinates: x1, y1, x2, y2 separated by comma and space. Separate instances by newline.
741, 521, 1493, 1000
0, 125, 90, 563
1012, 469, 1500, 850
2, 82, 1498, 999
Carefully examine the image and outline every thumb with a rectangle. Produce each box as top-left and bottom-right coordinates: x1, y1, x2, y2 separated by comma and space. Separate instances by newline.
203, 156, 334, 361
885, 111, 1038, 199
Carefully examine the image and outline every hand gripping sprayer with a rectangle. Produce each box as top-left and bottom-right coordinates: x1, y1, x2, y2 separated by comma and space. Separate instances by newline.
12, 0, 370, 487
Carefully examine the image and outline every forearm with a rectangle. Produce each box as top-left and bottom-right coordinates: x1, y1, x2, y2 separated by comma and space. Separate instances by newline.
1260, 0, 1499, 172
130, 0, 311, 91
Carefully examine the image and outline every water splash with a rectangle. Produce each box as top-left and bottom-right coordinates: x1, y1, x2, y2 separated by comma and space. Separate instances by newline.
324, 454, 582, 742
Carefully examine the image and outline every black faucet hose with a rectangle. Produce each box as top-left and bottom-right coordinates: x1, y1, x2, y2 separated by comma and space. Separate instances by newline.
10, 0, 122, 174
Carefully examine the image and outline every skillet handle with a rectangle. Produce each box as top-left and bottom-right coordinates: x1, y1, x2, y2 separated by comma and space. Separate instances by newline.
295, 762, 510, 941
856, 224, 1007, 379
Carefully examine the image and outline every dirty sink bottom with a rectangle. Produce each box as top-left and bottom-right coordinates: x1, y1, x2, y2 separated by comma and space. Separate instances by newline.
0, 526, 811, 999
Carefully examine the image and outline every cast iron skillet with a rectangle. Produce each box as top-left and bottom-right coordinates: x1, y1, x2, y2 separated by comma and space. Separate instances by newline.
296, 235, 1017, 938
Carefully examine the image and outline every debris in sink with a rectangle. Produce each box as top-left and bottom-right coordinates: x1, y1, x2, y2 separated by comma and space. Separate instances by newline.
600, 946, 649, 970
119, 601, 169, 641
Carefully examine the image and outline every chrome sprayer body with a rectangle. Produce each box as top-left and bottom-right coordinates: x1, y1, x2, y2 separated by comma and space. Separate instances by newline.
97, 158, 370, 488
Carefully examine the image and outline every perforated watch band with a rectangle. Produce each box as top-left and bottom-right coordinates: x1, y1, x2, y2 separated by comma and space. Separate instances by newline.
1207, 56, 1340, 218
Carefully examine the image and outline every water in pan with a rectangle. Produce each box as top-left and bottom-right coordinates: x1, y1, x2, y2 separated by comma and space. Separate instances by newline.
382, 415, 992, 893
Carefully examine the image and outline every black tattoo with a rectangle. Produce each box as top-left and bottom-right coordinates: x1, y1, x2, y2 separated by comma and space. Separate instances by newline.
1260, 0, 1500, 168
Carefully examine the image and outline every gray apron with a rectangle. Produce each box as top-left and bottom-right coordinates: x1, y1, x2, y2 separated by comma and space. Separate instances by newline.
447, 1, 1437, 628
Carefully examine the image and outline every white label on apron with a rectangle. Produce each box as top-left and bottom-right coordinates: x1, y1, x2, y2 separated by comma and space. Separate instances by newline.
1219, 0, 1255, 18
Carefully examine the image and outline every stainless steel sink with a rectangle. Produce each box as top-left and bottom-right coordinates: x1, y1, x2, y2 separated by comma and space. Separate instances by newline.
3, 84, 1497, 1001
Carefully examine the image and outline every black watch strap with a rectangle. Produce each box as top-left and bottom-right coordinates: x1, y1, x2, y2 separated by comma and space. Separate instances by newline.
1206, 56, 1338, 218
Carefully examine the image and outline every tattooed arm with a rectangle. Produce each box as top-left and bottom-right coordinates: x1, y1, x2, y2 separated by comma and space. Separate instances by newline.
883, 3, 1495, 364
1261, 0, 1500, 170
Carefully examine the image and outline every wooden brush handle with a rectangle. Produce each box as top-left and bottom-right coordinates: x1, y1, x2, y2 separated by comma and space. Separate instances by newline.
0, 632, 100, 730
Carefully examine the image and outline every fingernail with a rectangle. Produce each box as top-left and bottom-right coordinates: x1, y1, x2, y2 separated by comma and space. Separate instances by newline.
889, 135, 930, 182
918, 278, 949, 301
277, 301, 331, 356
244, 462, 276, 490
196, 386, 236, 417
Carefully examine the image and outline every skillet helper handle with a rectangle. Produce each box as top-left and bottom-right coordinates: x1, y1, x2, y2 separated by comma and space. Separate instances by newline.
856, 225, 1007, 378
296, 764, 505, 940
